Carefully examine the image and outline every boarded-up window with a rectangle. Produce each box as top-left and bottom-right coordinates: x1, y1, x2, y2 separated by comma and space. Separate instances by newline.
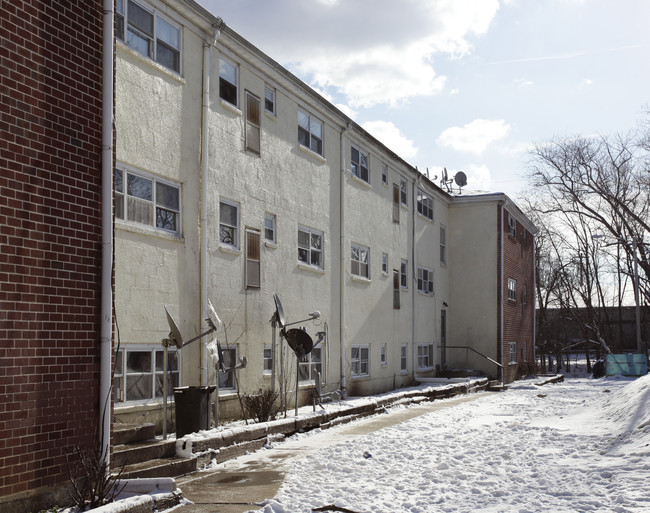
246, 92, 261, 154
393, 270, 400, 309
393, 184, 400, 223
246, 230, 261, 289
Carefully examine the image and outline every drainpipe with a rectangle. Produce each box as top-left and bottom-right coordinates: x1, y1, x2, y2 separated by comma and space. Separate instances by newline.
498, 200, 505, 384
532, 238, 537, 368
200, 21, 223, 386
411, 176, 418, 375
100, 0, 115, 467
339, 126, 349, 398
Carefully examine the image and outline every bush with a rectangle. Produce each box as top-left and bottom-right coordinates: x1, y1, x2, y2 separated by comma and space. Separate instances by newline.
242, 388, 280, 423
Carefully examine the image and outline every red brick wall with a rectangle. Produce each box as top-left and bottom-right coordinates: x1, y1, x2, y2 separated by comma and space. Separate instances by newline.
0, 0, 103, 506
501, 208, 536, 383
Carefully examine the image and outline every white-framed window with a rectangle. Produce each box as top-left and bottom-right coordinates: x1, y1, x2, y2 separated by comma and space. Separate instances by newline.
116, 0, 181, 73
440, 225, 447, 265
264, 85, 276, 114
392, 183, 400, 223
299, 347, 323, 382
219, 346, 238, 391
380, 344, 387, 366
263, 345, 272, 374
400, 259, 408, 289
245, 91, 261, 154
351, 345, 369, 377
509, 342, 517, 364
114, 346, 180, 403
298, 109, 323, 156
219, 57, 238, 106
417, 190, 434, 221
417, 266, 434, 295
382, 253, 388, 274
115, 168, 181, 235
351, 146, 369, 183
400, 178, 408, 206
351, 243, 370, 279
245, 229, 261, 289
400, 344, 408, 373
382, 164, 388, 184
417, 343, 434, 370
264, 213, 276, 243
393, 270, 400, 309
219, 200, 239, 248
508, 278, 517, 301
298, 226, 323, 269
508, 213, 516, 237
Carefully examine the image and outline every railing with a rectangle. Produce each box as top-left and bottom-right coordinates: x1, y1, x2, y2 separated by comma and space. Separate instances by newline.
440, 345, 503, 376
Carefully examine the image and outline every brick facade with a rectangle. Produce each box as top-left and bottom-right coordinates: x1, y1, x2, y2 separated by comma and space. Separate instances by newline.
500, 207, 536, 383
0, 1, 104, 509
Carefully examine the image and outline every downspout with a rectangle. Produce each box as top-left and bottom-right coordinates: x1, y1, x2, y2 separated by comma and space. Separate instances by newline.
339, 126, 349, 398
200, 21, 222, 386
498, 200, 505, 384
532, 238, 537, 368
411, 177, 418, 374
100, 0, 114, 466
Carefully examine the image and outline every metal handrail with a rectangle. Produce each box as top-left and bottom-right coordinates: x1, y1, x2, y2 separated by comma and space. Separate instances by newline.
440, 345, 504, 369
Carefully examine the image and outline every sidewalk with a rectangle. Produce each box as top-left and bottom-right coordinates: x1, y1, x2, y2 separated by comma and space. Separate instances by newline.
174, 393, 486, 513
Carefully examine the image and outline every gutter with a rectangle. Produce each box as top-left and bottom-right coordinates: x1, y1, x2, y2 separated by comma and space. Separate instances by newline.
100, 0, 115, 466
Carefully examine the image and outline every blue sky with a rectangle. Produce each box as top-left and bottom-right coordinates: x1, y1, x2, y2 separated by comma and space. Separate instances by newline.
196, 0, 649, 200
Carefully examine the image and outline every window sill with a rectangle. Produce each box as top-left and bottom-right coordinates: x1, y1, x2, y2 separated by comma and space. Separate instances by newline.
349, 172, 372, 189
351, 274, 371, 284
117, 41, 185, 83
219, 98, 242, 116
264, 241, 278, 249
417, 213, 435, 223
218, 390, 238, 398
417, 291, 434, 297
264, 110, 277, 121
351, 374, 370, 381
116, 220, 184, 243
219, 244, 241, 255
297, 262, 325, 274
298, 144, 326, 163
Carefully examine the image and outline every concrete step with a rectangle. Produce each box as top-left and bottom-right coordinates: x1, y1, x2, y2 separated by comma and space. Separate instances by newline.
487, 380, 508, 392
116, 456, 197, 480
439, 368, 486, 378
113, 423, 156, 446
113, 438, 176, 468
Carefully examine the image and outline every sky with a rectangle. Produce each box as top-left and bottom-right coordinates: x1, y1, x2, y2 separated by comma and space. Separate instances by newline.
195, 0, 650, 201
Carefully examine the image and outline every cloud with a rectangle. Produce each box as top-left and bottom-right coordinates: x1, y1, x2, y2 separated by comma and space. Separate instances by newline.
361, 120, 418, 160
579, 78, 593, 88
202, 0, 500, 108
437, 119, 511, 154
464, 164, 493, 191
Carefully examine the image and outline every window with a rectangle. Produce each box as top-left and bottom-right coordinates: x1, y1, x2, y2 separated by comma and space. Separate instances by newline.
219, 347, 238, 391
417, 343, 434, 370
263, 345, 273, 374
351, 345, 369, 377
298, 110, 323, 156
116, 0, 181, 73
299, 347, 322, 382
400, 344, 408, 373
417, 190, 434, 221
392, 184, 400, 223
264, 213, 276, 243
400, 178, 408, 206
351, 146, 369, 183
115, 168, 181, 235
114, 347, 180, 403
298, 226, 323, 268
508, 213, 516, 237
219, 57, 238, 106
245, 91, 261, 154
440, 226, 447, 265
351, 243, 370, 279
509, 342, 517, 364
381, 253, 388, 274
417, 267, 434, 295
400, 260, 408, 289
264, 85, 275, 114
245, 229, 261, 289
508, 278, 517, 301
380, 344, 387, 366
393, 270, 400, 309
219, 200, 239, 248
382, 164, 388, 184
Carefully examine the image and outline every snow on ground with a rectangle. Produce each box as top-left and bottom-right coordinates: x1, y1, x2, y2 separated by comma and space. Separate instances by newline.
253, 374, 650, 513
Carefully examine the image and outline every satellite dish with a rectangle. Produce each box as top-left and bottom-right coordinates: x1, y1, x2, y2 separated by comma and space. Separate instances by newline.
454, 171, 467, 187
206, 299, 222, 330
273, 293, 285, 329
284, 328, 313, 357
442, 167, 448, 181
164, 305, 183, 349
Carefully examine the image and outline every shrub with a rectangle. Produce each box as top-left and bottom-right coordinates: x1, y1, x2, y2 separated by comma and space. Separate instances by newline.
242, 388, 280, 423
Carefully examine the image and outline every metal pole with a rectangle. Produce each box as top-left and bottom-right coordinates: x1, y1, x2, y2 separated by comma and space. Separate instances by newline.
163, 341, 168, 440
271, 317, 276, 393
633, 239, 642, 354
295, 356, 300, 416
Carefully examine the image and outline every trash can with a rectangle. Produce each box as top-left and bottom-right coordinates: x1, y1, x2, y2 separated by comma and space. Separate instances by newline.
174, 385, 216, 438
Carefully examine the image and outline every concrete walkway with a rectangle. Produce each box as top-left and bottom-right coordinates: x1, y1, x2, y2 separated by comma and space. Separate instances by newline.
175, 393, 486, 513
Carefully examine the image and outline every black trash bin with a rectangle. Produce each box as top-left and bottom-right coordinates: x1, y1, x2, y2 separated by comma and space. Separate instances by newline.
174, 385, 216, 438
